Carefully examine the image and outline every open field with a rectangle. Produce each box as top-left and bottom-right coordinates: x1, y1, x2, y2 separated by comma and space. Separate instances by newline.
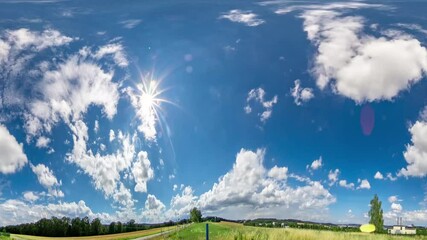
160, 222, 427, 240
6, 226, 175, 240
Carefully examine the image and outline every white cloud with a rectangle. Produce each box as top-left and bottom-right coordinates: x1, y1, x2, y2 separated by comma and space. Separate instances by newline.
166, 185, 197, 220
244, 88, 278, 123
384, 208, 427, 225
30, 163, 63, 197
291, 4, 427, 103
0, 29, 73, 105
374, 171, 397, 181
113, 182, 135, 208
67, 121, 140, 206
386, 173, 397, 181
397, 23, 427, 36
270, 2, 385, 15
400, 121, 427, 177
173, 184, 178, 191
143, 194, 166, 223
5, 28, 73, 51
291, 79, 314, 105
388, 195, 399, 203
374, 171, 384, 179
25, 53, 119, 138
93, 43, 128, 68
94, 120, 99, 133
309, 157, 322, 171
338, 180, 354, 189
219, 9, 265, 27
35, 136, 50, 148
0, 199, 112, 226
198, 149, 335, 220
328, 169, 339, 186
109, 129, 115, 142
268, 165, 288, 180
23, 191, 39, 202
357, 179, 371, 190
120, 19, 142, 29
131, 151, 154, 193
391, 203, 403, 213
0, 124, 28, 174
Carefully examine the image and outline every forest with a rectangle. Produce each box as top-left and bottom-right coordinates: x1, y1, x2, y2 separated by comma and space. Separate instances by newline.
1, 216, 186, 237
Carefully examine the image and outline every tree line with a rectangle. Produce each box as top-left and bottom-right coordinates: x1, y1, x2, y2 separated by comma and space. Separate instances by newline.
1, 217, 177, 237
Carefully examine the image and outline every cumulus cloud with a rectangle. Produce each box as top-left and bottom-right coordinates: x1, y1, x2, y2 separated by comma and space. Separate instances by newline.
219, 9, 265, 27
383, 208, 427, 225
374, 171, 384, 179
244, 88, 278, 123
375, 171, 397, 181
0, 124, 28, 174
131, 151, 154, 193
35, 136, 50, 148
30, 163, 63, 197
357, 179, 371, 190
391, 203, 402, 213
328, 169, 339, 186
143, 194, 166, 223
388, 195, 400, 203
166, 185, 197, 220
67, 120, 143, 207
109, 129, 115, 142
0, 199, 112, 226
338, 180, 355, 189
23, 191, 39, 202
291, 79, 314, 105
399, 121, 427, 177
308, 157, 322, 171
278, 3, 427, 103
198, 149, 335, 219
268, 165, 288, 180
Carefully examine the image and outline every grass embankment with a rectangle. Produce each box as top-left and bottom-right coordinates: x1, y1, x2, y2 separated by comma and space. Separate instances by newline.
8, 226, 175, 240
162, 222, 427, 240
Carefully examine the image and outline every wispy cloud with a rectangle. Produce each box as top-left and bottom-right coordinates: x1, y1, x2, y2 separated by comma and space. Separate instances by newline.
119, 19, 142, 29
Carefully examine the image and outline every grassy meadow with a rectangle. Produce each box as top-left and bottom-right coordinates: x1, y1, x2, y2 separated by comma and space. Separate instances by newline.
160, 222, 427, 240
6, 226, 175, 240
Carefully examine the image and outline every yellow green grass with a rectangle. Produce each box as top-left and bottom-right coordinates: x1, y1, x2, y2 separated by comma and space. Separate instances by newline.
162, 222, 427, 240
8, 226, 175, 240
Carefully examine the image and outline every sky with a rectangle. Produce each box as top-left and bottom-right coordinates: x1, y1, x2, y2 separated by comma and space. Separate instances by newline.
1, 0, 427, 227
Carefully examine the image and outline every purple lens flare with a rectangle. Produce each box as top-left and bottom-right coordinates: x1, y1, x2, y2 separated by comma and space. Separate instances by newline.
360, 104, 375, 136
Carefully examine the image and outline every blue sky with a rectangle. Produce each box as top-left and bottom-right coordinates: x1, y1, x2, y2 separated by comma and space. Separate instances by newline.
1, 0, 427, 226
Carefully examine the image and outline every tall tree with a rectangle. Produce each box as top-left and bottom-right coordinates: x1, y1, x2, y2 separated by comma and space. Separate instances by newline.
108, 222, 116, 234
90, 218, 102, 235
116, 221, 123, 233
190, 207, 202, 223
369, 194, 384, 233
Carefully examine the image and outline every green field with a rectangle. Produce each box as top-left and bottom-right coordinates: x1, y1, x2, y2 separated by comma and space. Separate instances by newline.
2, 226, 175, 240
162, 222, 427, 240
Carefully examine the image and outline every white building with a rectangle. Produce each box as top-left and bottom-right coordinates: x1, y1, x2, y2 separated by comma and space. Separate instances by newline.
388, 225, 416, 235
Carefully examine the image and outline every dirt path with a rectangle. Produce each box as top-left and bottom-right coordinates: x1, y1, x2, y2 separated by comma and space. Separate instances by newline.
131, 230, 174, 240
